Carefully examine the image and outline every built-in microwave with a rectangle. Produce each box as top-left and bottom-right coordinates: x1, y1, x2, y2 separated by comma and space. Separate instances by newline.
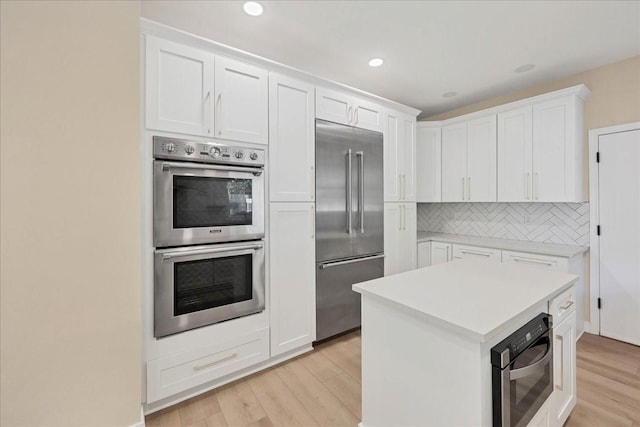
154, 240, 265, 338
153, 136, 264, 248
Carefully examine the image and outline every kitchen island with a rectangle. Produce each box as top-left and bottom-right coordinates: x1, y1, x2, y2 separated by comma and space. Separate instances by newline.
353, 258, 578, 427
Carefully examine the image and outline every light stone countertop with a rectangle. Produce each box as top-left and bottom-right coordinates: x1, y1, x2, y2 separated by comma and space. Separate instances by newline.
353, 258, 578, 343
417, 231, 588, 258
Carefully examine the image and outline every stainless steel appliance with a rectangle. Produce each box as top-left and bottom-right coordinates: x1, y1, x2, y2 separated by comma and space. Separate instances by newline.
315, 119, 384, 341
154, 241, 265, 338
153, 136, 264, 247
491, 313, 554, 427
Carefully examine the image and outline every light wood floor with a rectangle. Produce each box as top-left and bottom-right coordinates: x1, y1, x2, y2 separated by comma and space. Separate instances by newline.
146, 331, 640, 427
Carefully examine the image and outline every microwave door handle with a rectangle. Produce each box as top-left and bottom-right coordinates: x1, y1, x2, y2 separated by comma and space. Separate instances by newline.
357, 151, 364, 233
160, 161, 263, 176
509, 341, 553, 381
162, 243, 263, 260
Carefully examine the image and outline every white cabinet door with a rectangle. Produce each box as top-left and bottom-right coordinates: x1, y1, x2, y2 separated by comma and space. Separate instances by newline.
502, 250, 568, 272
269, 203, 316, 356
269, 73, 315, 202
441, 123, 467, 202
498, 106, 533, 202
384, 112, 402, 202
384, 203, 402, 276
452, 244, 501, 262
354, 98, 383, 132
532, 97, 577, 202
215, 57, 268, 144
416, 125, 442, 202
417, 242, 431, 268
402, 115, 417, 202
466, 115, 497, 202
430, 241, 452, 265
400, 203, 417, 272
316, 87, 351, 126
146, 36, 215, 136
553, 311, 576, 426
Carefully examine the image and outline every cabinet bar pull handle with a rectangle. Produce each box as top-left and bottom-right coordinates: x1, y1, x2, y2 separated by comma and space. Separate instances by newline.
559, 300, 574, 311
216, 93, 223, 136
346, 149, 353, 234
460, 250, 491, 257
193, 353, 238, 371
467, 177, 471, 201
354, 107, 359, 125
348, 106, 353, 124
513, 257, 554, 266
526, 173, 531, 200
205, 91, 212, 134
402, 174, 406, 200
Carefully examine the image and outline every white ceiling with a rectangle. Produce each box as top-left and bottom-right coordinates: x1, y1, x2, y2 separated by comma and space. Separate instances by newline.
141, 1, 640, 118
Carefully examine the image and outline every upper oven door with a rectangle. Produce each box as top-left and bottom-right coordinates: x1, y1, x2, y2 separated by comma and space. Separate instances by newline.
154, 160, 264, 247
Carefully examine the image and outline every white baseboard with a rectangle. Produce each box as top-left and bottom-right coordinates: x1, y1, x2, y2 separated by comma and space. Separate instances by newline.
129, 407, 145, 427
583, 321, 592, 335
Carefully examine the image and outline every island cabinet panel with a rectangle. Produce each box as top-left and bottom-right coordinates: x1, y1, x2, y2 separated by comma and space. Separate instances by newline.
268, 73, 315, 201
146, 36, 215, 137
552, 311, 577, 426
452, 244, 502, 262
430, 241, 452, 265
269, 203, 316, 356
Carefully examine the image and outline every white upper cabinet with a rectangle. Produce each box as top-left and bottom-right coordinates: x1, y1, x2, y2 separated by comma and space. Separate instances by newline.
441, 122, 468, 202
532, 96, 584, 202
145, 36, 268, 144
268, 73, 315, 202
316, 87, 383, 132
466, 115, 497, 201
146, 36, 215, 137
384, 110, 416, 202
214, 57, 268, 144
442, 116, 497, 202
497, 106, 533, 201
416, 124, 442, 202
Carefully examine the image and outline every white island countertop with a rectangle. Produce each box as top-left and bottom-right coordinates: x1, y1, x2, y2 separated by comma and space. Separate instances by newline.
353, 258, 578, 343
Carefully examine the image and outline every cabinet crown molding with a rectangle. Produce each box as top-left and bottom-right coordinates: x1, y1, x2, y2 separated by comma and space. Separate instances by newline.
419, 84, 591, 126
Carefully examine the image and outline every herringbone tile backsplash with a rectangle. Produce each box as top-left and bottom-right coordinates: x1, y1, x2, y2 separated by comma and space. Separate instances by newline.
417, 203, 590, 246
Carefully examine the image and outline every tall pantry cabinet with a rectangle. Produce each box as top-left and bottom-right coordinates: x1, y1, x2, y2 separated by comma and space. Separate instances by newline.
268, 73, 316, 356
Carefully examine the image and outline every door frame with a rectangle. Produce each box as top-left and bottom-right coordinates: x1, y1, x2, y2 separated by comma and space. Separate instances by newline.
588, 122, 640, 334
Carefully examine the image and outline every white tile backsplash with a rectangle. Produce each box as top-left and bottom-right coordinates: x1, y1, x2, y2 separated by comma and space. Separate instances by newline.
417, 203, 590, 246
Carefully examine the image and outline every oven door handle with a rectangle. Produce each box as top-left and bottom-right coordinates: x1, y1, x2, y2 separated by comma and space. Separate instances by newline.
161, 243, 264, 260
160, 161, 263, 176
509, 341, 553, 381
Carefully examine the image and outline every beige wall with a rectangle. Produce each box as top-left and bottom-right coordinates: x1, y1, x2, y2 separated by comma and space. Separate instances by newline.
1, 1, 141, 426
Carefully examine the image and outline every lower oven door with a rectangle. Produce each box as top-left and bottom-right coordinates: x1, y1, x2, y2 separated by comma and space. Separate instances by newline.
495, 333, 553, 427
154, 241, 265, 338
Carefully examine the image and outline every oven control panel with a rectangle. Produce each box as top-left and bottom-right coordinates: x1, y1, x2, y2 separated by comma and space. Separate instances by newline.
153, 136, 265, 167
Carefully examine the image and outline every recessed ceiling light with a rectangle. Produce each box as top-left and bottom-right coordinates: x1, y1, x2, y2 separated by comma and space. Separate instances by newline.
515, 63, 536, 73
368, 58, 384, 67
442, 91, 458, 98
243, 1, 263, 16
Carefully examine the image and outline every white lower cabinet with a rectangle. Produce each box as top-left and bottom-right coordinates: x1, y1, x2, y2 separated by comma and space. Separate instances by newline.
269, 203, 316, 356
384, 203, 417, 276
417, 242, 431, 268
146, 328, 269, 403
430, 241, 452, 265
452, 244, 502, 262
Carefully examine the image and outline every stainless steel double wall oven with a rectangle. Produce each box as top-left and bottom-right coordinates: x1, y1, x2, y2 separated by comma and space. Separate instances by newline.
153, 136, 265, 338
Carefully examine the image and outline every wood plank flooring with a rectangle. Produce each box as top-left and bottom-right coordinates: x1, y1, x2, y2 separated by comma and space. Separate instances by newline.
147, 331, 640, 427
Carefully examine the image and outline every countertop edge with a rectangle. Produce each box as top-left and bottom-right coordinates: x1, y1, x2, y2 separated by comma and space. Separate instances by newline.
416, 232, 589, 258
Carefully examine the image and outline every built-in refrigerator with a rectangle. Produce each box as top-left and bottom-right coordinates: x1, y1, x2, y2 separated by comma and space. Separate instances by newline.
315, 119, 384, 341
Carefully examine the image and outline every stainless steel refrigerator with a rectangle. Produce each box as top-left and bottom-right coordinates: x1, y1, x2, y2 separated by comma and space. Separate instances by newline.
315, 119, 384, 341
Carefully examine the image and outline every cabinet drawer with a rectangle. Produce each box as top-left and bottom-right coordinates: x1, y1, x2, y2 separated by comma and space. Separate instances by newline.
147, 328, 269, 403
549, 285, 577, 324
502, 250, 568, 272
452, 244, 501, 262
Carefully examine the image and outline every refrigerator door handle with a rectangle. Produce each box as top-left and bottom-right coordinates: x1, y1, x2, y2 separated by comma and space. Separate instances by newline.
346, 149, 353, 234
319, 253, 385, 269
357, 151, 365, 233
